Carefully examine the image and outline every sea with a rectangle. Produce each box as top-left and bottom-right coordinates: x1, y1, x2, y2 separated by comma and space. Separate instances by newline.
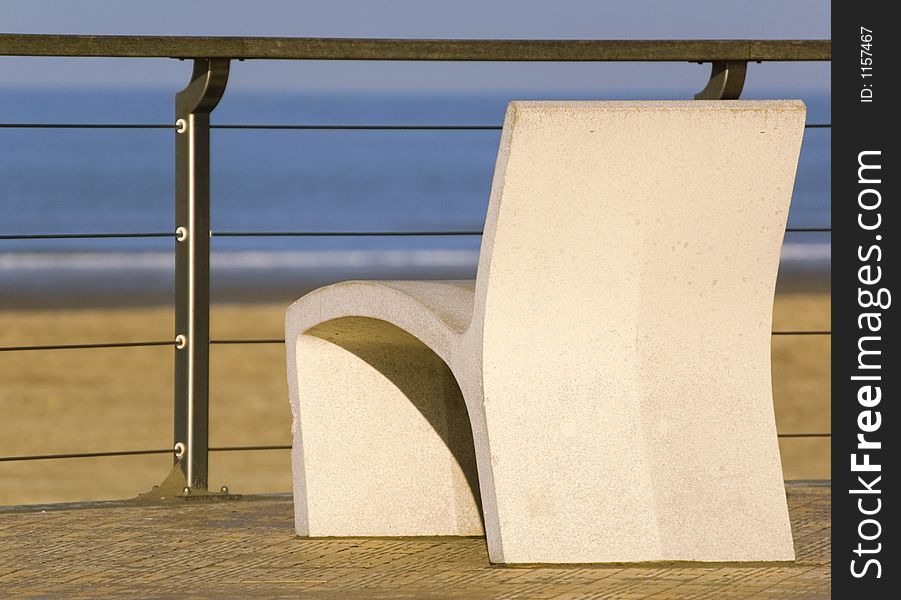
0, 88, 830, 307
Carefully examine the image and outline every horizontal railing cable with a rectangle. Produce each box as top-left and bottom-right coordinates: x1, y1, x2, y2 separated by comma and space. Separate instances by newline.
1, 331, 830, 354
0, 123, 501, 130
211, 339, 284, 345
222, 123, 832, 131
213, 124, 502, 131
1, 230, 485, 240
0, 448, 174, 463
0, 445, 291, 463
0, 123, 174, 129
0, 435, 826, 462
0, 341, 175, 352
1, 228, 829, 239
212, 230, 483, 237
0, 232, 174, 240
2, 228, 831, 240
0, 122, 831, 130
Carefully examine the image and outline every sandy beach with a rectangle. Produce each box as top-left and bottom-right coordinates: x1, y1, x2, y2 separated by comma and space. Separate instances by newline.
0, 292, 829, 506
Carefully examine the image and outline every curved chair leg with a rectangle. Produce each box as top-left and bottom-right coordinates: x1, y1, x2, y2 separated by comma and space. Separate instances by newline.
290, 317, 483, 537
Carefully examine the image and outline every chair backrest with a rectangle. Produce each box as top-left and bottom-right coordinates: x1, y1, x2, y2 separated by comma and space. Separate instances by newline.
471, 100, 806, 399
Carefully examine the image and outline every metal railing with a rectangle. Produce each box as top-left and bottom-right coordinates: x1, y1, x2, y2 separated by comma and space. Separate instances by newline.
0, 36, 832, 494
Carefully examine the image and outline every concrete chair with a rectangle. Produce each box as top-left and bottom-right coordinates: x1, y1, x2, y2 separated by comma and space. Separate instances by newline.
285, 100, 806, 564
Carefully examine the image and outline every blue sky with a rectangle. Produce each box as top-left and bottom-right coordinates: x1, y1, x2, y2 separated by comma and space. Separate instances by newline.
0, 1, 829, 94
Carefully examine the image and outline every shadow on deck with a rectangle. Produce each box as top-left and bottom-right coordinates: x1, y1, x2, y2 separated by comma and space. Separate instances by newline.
0, 482, 829, 599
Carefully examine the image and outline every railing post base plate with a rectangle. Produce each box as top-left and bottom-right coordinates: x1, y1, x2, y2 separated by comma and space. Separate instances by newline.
138, 464, 241, 504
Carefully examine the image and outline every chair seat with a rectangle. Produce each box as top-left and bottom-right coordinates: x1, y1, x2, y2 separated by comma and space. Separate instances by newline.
286, 279, 475, 365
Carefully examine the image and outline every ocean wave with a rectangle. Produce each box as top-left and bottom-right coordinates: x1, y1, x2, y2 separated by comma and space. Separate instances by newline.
0, 249, 482, 271
779, 242, 831, 263
0, 242, 829, 272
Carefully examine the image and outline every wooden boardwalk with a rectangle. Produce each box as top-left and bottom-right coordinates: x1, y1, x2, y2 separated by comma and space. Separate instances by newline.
0, 482, 829, 599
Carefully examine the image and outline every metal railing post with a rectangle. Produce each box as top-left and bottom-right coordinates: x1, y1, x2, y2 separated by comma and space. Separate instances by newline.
173, 58, 229, 492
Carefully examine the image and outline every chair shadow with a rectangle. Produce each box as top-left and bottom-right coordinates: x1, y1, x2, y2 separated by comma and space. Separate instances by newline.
305, 316, 484, 526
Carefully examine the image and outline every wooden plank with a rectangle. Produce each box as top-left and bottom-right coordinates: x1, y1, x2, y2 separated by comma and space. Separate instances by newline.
0, 34, 831, 61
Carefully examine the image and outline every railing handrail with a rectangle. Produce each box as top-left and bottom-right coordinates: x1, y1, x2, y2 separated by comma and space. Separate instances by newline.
0, 35, 831, 61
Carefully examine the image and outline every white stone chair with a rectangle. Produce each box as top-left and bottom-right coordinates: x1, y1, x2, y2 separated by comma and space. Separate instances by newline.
285, 100, 806, 564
